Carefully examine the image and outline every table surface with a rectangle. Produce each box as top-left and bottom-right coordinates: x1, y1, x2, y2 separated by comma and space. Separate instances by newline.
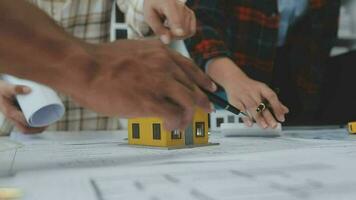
1, 128, 356, 200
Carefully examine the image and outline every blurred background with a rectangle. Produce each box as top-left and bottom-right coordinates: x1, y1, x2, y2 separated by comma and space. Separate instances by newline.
332, 0, 356, 55
112, 1, 356, 55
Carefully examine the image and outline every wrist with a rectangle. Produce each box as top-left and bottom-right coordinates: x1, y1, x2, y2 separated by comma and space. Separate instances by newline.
50, 41, 99, 96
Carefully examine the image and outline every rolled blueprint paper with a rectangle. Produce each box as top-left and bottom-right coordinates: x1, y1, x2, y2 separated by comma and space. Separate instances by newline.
2, 75, 65, 127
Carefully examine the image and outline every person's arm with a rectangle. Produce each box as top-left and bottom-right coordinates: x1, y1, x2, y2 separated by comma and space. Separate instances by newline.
0, 0, 216, 131
185, 0, 288, 129
117, 0, 196, 44
184, 0, 232, 68
207, 58, 289, 129
0, 0, 89, 93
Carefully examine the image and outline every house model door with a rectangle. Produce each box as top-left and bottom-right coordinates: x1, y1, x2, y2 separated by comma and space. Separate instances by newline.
184, 125, 194, 145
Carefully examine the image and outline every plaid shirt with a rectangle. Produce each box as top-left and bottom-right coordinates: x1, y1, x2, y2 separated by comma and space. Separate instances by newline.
0, 0, 149, 135
185, 0, 340, 94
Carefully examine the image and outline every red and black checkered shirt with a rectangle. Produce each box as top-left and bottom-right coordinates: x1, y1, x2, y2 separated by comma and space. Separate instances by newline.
185, 0, 340, 94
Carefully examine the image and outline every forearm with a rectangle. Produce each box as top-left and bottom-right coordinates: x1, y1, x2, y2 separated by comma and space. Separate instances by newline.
207, 57, 248, 88
185, 0, 231, 67
0, 0, 91, 94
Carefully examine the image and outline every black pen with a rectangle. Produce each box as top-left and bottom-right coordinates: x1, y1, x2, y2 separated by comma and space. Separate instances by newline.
203, 90, 248, 117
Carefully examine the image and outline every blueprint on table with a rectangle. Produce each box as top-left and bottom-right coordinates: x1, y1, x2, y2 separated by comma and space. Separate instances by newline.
1, 129, 356, 200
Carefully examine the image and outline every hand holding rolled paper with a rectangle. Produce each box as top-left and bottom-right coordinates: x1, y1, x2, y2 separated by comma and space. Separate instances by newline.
2, 75, 64, 128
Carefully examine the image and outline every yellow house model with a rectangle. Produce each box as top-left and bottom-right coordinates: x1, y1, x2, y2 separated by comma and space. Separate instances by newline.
128, 108, 209, 148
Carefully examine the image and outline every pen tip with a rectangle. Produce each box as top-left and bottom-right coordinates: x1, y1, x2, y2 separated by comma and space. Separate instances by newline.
240, 112, 248, 117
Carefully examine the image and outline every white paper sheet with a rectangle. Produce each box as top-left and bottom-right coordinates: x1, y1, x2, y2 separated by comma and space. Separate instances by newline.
2, 75, 64, 127
0, 139, 22, 177
1, 129, 356, 200
10, 131, 125, 145
0, 129, 355, 199
89, 149, 356, 200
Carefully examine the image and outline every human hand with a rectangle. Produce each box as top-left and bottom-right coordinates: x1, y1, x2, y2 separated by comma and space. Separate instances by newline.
143, 0, 196, 44
64, 39, 216, 131
207, 58, 289, 129
0, 0, 211, 132
0, 80, 47, 134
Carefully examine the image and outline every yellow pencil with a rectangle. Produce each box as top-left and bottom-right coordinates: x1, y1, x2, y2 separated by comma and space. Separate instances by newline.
0, 188, 22, 200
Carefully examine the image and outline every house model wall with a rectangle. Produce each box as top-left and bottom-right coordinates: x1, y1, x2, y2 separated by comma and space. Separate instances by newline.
128, 108, 209, 148
210, 110, 242, 131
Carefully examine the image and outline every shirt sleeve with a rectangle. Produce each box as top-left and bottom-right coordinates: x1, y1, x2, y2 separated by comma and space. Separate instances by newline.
184, 0, 233, 69
116, 0, 150, 39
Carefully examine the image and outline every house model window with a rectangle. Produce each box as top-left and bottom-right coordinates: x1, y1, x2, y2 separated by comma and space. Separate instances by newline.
216, 117, 224, 128
132, 123, 140, 139
152, 123, 161, 140
195, 122, 205, 137
171, 130, 182, 139
228, 115, 235, 123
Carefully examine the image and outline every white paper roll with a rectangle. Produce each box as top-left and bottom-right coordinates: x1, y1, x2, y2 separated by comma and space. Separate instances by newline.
2, 75, 65, 127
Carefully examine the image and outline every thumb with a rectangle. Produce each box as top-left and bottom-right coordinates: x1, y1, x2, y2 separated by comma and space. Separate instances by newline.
11, 85, 31, 95
0, 80, 31, 95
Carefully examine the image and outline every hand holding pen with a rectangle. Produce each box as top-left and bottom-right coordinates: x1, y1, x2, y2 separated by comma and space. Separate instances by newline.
202, 86, 287, 129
